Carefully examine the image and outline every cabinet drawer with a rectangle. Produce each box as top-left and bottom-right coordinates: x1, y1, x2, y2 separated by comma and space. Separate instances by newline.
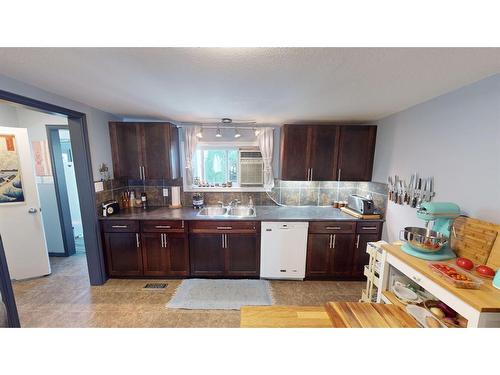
102, 220, 139, 233
309, 221, 356, 234
189, 220, 259, 233
141, 220, 185, 233
356, 222, 381, 234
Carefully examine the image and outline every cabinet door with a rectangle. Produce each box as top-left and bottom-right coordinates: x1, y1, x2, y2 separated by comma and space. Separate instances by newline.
169, 126, 180, 180
109, 122, 143, 179
337, 125, 377, 181
141, 123, 172, 180
330, 234, 356, 278
189, 234, 225, 276
351, 233, 380, 279
280, 125, 310, 180
166, 233, 189, 276
225, 234, 259, 277
309, 126, 339, 181
104, 232, 143, 276
142, 232, 169, 276
306, 234, 331, 277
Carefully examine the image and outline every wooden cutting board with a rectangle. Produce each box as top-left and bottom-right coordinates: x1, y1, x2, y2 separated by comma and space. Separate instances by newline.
325, 302, 419, 328
340, 207, 382, 219
451, 216, 498, 265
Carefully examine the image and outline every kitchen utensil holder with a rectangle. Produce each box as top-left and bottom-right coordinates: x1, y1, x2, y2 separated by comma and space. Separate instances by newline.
387, 172, 435, 208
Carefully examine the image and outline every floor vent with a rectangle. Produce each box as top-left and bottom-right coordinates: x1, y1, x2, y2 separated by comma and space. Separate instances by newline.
144, 283, 167, 289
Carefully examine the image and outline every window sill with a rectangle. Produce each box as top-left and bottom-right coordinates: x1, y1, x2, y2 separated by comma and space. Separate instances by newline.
184, 186, 272, 193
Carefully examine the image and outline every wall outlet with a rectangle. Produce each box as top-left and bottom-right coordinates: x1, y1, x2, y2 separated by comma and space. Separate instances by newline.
94, 181, 104, 192
163, 188, 169, 197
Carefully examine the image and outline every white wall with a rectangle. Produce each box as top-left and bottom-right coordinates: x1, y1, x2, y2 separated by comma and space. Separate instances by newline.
0, 73, 119, 180
373, 74, 500, 242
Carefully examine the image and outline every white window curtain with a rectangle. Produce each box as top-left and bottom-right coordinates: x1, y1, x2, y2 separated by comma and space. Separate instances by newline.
257, 128, 274, 188
184, 127, 198, 185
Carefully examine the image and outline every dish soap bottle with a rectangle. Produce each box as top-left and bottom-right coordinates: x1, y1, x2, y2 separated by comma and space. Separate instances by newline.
141, 192, 148, 209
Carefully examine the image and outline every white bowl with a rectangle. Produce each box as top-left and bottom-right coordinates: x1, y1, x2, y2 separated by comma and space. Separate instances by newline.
394, 284, 418, 301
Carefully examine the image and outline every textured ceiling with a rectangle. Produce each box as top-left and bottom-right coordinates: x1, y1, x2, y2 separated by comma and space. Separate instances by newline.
0, 48, 499, 124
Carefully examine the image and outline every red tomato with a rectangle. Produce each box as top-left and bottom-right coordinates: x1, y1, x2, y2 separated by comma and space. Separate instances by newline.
476, 265, 496, 278
456, 257, 474, 270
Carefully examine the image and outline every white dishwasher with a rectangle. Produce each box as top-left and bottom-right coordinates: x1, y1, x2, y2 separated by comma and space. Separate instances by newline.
260, 221, 309, 280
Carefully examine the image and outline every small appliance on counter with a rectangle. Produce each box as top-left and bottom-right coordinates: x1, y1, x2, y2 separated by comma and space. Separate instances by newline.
347, 194, 376, 214
102, 200, 120, 217
171, 186, 182, 208
192, 193, 204, 209
400, 202, 460, 260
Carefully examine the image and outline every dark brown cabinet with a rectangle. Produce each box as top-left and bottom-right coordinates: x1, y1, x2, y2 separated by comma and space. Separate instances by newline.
306, 221, 381, 280
225, 234, 260, 277
101, 220, 188, 278
104, 231, 143, 277
109, 122, 180, 180
189, 221, 260, 278
337, 125, 377, 181
141, 232, 189, 277
189, 234, 226, 277
280, 124, 376, 181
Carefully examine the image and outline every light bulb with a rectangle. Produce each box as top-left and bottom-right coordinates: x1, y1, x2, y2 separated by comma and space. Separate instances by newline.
216, 127, 222, 138
234, 128, 241, 138
195, 127, 203, 138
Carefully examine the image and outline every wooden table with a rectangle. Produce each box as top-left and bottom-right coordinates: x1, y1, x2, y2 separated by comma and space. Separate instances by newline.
325, 301, 418, 328
240, 306, 333, 328
240, 302, 418, 328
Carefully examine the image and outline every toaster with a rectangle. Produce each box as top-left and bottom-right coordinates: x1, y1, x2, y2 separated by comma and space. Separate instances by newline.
102, 200, 120, 217
347, 194, 376, 214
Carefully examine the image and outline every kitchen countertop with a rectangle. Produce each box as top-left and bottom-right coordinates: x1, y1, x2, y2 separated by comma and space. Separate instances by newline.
98, 206, 385, 222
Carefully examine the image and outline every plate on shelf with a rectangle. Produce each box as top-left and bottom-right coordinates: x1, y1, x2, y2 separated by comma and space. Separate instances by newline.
405, 305, 447, 328
393, 284, 422, 304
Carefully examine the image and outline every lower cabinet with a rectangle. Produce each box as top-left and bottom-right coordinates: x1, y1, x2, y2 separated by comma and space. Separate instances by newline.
306, 221, 382, 280
102, 220, 189, 277
189, 221, 260, 278
104, 232, 143, 277
142, 232, 189, 277
351, 233, 380, 279
189, 234, 226, 277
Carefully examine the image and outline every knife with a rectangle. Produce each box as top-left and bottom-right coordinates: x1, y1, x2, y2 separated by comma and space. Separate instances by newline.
388, 176, 393, 201
428, 177, 434, 202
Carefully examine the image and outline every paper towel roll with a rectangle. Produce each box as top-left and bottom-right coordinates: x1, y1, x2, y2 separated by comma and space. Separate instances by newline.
171, 186, 181, 207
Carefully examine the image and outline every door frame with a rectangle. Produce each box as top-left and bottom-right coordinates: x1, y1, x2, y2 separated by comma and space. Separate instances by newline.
46, 125, 76, 257
0, 88, 107, 285
0, 236, 20, 327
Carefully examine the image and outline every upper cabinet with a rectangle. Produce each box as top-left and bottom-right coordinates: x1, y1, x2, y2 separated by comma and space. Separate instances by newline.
337, 125, 377, 181
280, 124, 376, 181
109, 122, 180, 180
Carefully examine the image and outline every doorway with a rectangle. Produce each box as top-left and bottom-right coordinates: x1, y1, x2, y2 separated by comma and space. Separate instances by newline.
47, 125, 85, 255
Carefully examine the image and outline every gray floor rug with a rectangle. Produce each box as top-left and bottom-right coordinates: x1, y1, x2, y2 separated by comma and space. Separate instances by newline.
166, 279, 274, 310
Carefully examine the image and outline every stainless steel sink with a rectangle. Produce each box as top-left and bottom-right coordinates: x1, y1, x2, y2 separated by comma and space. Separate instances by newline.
196, 206, 256, 218
227, 206, 256, 217
197, 207, 228, 216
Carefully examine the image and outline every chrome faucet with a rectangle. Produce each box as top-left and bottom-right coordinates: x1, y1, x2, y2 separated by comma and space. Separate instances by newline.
228, 199, 240, 208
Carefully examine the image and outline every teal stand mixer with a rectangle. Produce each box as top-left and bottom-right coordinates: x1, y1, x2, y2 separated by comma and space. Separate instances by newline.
400, 202, 460, 260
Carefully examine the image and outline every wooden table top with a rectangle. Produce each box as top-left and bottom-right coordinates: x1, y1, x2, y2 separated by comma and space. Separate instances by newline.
240, 306, 333, 328
383, 243, 500, 312
325, 301, 419, 328
240, 302, 418, 328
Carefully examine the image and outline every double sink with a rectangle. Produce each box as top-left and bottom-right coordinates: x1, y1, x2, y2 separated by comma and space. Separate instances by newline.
197, 206, 256, 218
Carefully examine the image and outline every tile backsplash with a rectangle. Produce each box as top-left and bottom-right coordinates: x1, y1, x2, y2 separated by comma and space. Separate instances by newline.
96, 178, 388, 214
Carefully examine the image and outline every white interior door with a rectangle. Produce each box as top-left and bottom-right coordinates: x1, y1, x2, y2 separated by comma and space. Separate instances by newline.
0, 126, 50, 280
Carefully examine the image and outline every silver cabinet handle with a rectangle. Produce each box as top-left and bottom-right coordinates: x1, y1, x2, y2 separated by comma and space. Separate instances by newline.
361, 226, 377, 230
412, 276, 421, 283
28, 207, 38, 213
225, 234, 228, 249
310, 168, 313, 181
139, 166, 142, 180
221, 234, 225, 248
112, 225, 128, 228
338, 168, 341, 181
155, 225, 171, 229
136, 233, 140, 248
163, 234, 168, 247
217, 226, 232, 230
142, 166, 146, 180
356, 234, 360, 249
328, 234, 332, 249
325, 226, 341, 230
160, 233, 164, 248
332, 234, 336, 249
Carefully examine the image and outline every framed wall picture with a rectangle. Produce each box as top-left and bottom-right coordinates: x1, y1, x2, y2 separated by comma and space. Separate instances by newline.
0, 134, 25, 204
